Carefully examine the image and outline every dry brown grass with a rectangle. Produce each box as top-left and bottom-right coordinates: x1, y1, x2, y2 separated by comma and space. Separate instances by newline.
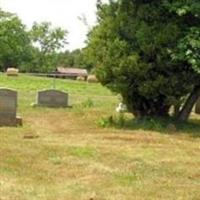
0, 74, 200, 200
1, 107, 200, 200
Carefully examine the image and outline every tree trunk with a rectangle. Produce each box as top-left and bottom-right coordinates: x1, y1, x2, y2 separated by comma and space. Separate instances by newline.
177, 86, 200, 122
174, 104, 180, 117
174, 100, 182, 117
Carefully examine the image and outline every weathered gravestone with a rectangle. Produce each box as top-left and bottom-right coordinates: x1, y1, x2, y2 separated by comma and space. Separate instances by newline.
0, 88, 22, 126
36, 89, 68, 107
195, 98, 200, 114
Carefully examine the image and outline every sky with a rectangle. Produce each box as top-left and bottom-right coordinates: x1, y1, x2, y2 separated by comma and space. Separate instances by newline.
0, 0, 107, 51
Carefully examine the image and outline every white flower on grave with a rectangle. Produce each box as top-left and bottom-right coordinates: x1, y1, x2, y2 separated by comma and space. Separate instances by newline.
116, 102, 127, 113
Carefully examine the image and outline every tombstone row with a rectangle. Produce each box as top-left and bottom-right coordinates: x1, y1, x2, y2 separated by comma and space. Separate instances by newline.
0, 88, 69, 126
1, 87, 200, 127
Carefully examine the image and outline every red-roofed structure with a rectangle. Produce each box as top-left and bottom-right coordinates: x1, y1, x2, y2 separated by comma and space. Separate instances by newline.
56, 67, 88, 79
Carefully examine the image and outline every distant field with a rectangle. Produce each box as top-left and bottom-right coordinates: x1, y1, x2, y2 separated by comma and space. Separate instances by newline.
0, 74, 200, 200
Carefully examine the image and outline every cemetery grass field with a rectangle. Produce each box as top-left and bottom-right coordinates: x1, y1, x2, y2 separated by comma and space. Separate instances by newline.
0, 74, 200, 200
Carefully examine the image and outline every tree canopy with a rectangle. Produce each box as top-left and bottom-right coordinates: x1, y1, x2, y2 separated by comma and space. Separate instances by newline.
28, 22, 68, 72
0, 9, 31, 71
85, 0, 200, 121
0, 8, 69, 73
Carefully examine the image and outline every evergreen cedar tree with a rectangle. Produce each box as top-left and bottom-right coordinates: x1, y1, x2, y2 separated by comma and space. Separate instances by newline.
85, 0, 200, 121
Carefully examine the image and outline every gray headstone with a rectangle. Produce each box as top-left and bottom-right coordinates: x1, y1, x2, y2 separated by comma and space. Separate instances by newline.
37, 89, 68, 107
0, 88, 22, 126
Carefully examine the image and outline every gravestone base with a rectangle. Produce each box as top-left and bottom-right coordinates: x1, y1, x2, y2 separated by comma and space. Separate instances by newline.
0, 116, 22, 127
36, 103, 68, 108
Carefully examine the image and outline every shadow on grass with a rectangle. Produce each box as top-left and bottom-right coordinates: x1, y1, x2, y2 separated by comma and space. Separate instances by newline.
97, 114, 200, 138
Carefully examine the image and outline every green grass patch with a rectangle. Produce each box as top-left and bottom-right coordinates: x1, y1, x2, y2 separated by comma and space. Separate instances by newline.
68, 146, 97, 159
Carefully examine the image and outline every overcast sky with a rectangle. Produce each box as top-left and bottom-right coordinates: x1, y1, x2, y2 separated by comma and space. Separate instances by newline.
0, 0, 107, 51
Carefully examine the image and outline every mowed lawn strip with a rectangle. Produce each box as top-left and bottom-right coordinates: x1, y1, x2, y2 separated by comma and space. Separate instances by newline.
0, 74, 200, 200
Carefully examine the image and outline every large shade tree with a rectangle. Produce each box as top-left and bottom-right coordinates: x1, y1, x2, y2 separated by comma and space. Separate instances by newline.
29, 22, 68, 72
86, 0, 200, 121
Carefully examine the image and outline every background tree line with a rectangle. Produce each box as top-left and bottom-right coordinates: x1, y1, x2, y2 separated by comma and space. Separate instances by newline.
0, 8, 89, 73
